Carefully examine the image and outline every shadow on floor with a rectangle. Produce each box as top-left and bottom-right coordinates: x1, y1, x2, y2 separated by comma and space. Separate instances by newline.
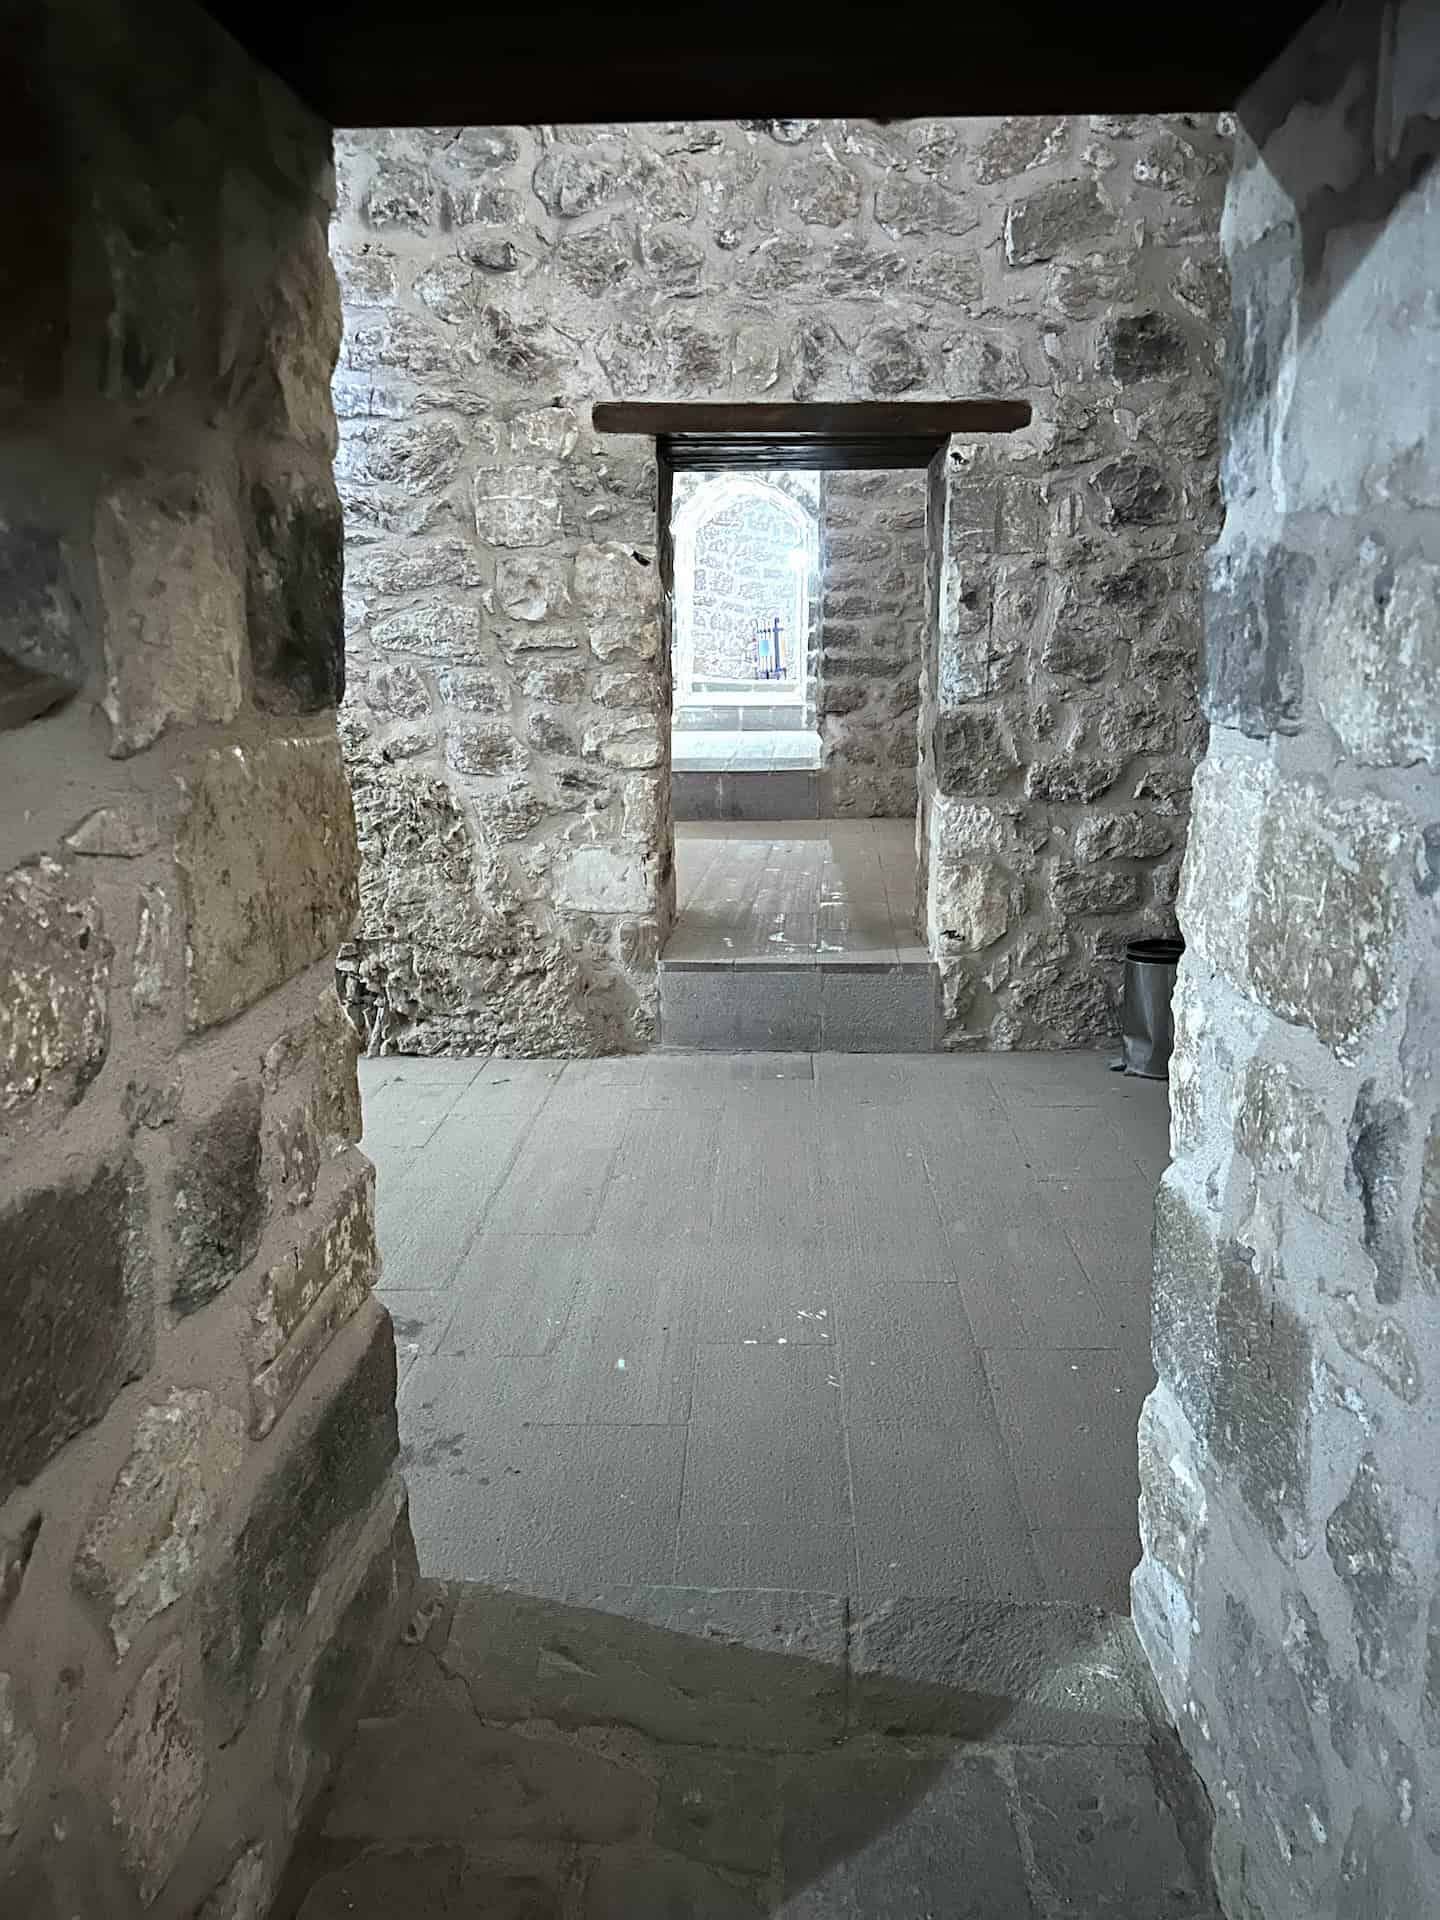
272, 1581, 1220, 1919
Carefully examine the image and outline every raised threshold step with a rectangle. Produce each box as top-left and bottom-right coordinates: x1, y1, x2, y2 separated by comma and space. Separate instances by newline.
658, 957, 941, 1051
673, 768, 823, 820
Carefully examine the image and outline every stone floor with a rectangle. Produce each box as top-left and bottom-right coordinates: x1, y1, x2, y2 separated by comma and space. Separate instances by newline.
672, 727, 823, 771
274, 1052, 1212, 1919
365, 1049, 1167, 1608
275, 1580, 1222, 1919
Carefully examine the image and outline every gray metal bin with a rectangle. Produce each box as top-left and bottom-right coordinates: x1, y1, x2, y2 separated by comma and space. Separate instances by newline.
1121, 937, 1184, 1079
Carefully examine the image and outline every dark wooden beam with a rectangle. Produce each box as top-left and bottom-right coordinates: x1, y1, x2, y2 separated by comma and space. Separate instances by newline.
201, 2, 1322, 128
594, 401, 1030, 471
594, 402, 1031, 439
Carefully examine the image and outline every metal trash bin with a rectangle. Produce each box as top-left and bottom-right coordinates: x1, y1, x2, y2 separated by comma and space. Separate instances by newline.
1121, 937, 1184, 1079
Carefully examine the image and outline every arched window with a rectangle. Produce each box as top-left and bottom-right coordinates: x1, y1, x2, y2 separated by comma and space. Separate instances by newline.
672, 476, 817, 707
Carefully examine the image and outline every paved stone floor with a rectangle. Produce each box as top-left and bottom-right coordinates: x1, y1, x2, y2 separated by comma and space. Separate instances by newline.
276, 1054, 1217, 1918
366, 1048, 1168, 1609
665, 821, 925, 965
672, 728, 823, 771
276, 1580, 1222, 1919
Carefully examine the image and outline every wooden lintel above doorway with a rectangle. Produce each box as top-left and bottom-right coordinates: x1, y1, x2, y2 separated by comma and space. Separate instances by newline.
591, 401, 1032, 472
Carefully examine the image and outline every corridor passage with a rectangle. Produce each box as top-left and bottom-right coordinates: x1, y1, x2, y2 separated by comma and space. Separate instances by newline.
366, 1049, 1168, 1611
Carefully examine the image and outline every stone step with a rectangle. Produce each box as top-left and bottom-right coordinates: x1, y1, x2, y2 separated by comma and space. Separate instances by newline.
658, 959, 941, 1051
672, 769, 822, 819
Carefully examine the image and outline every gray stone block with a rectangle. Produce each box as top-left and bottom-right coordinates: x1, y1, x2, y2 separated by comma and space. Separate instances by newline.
819, 964, 939, 1051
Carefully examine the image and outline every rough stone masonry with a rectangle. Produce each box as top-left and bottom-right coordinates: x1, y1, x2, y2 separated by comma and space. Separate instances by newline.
1133, 8, 1440, 1917
0, 4, 413, 1915
332, 113, 1228, 1053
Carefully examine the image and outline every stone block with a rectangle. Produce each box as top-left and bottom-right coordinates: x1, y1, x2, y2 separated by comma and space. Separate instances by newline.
1052, 863, 1143, 915
1248, 778, 1407, 1061
337, 419, 465, 492
247, 469, 345, 712
496, 553, 571, 622
0, 1157, 151, 1505
1025, 755, 1122, 803
76, 1388, 247, 1659
472, 467, 562, 548
1090, 457, 1176, 527
854, 322, 928, 395
0, 1515, 40, 1630
1417, 1111, 1440, 1294
0, 856, 110, 1143
1073, 813, 1173, 861
202, 1309, 398, 1733
584, 1850, 763, 1918
194, 1843, 270, 1920
1211, 1242, 1311, 1549
175, 736, 360, 1031
1316, 537, 1440, 768
172, 1082, 266, 1313
293, 1845, 563, 1918
371, 603, 485, 661
106, 1641, 206, 1905
1099, 310, 1191, 381
0, 1672, 37, 1842
1005, 176, 1114, 264
1151, 1180, 1222, 1435
936, 709, 1021, 797
1327, 1452, 1421, 1683
446, 722, 526, 776
250, 1167, 377, 1436
552, 848, 651, 913
0, 521, 82, 728
97, 471, 244, 755
1235, 1058, 1335, 1217
1203, 542, 1313, 737
935, 859, 1016, 951
972, 114, 1068, 183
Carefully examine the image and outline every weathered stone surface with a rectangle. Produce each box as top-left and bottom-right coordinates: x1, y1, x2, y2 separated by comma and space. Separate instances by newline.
442, 1584, 847, 1750
937, 709, 1021, 797
203, 1310, 398, 1731
1212, 1244, 1311, 1549
172, 1082, 266, 1312
107, 1641, 206, 1904
292, 1845, 562, 1918
447, 721, 527, 776
1327, 1453, 1420, 1683
1418, 1112, 1440, 1293
496, 554, 571, 622
1051, 863, 1142, 914
971, 115, 1068, 183
0, 520, 82, 727
934, 860, 1016, 951
1100, 309, 1190, 381
1091, 457, 1176, 526
64, 800, 161, 858
1316, 537, 1440, 768
1005, 177, 1113, 264
0, 857, 110, 1140
1073, 813, 1173, 861
1025, 755, 1122, 803
97, 472, 244, 754
1204, 543, 1313, 737
1235, 1059, 1334, 1216
175, 736, 360, 1031
76, 1388, 247, 1658
472, 466, 562, 547
0, 1157, 150, 1504
854, 322, 928, 395
0, 1514, 40, 1629
656, 1750, 777, 1874
247, 470, 345, 712
194, 1843, 271, 1920
0, 1672, 38, 1842
250, 1168, 376, 1436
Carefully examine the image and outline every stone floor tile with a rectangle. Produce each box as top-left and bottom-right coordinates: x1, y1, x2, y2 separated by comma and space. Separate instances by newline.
1033, 1526, 1143, 1611
441, 1584, 847, 1750
678, 1236, 836, 1348
1007, 1100, 1165, 1183
451, 1057, 567, 1115
655, 1749, 780, 1874
375, 1169, 491, 1293
383, 1291, 460, 1375
591, 1105, 720, 1243
484, 1113, 627, 1235
815, 1107, 957, 1284
984, 1347, 1156, 1532
847, 1421, 1042, 1602
778, 1743, 1032, 1919
499, 1425, 688, 1591
981, 1050, 1123, 1108
582, 1847, 765, 1917
291, 1843, 564, 1919
677, 1346, 852, 1590
1009, 1744, 1220, 1917
438, 1233, 584, 1357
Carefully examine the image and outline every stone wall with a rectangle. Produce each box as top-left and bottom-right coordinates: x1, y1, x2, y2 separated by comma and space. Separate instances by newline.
820, 469, 927, 817
1133, 10, 1440, 1917
0, 6, 413, 1915
333, 112, 1228, 1053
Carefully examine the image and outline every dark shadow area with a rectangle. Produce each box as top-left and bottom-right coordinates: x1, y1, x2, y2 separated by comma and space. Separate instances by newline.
272, 1580, 1220, 1919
